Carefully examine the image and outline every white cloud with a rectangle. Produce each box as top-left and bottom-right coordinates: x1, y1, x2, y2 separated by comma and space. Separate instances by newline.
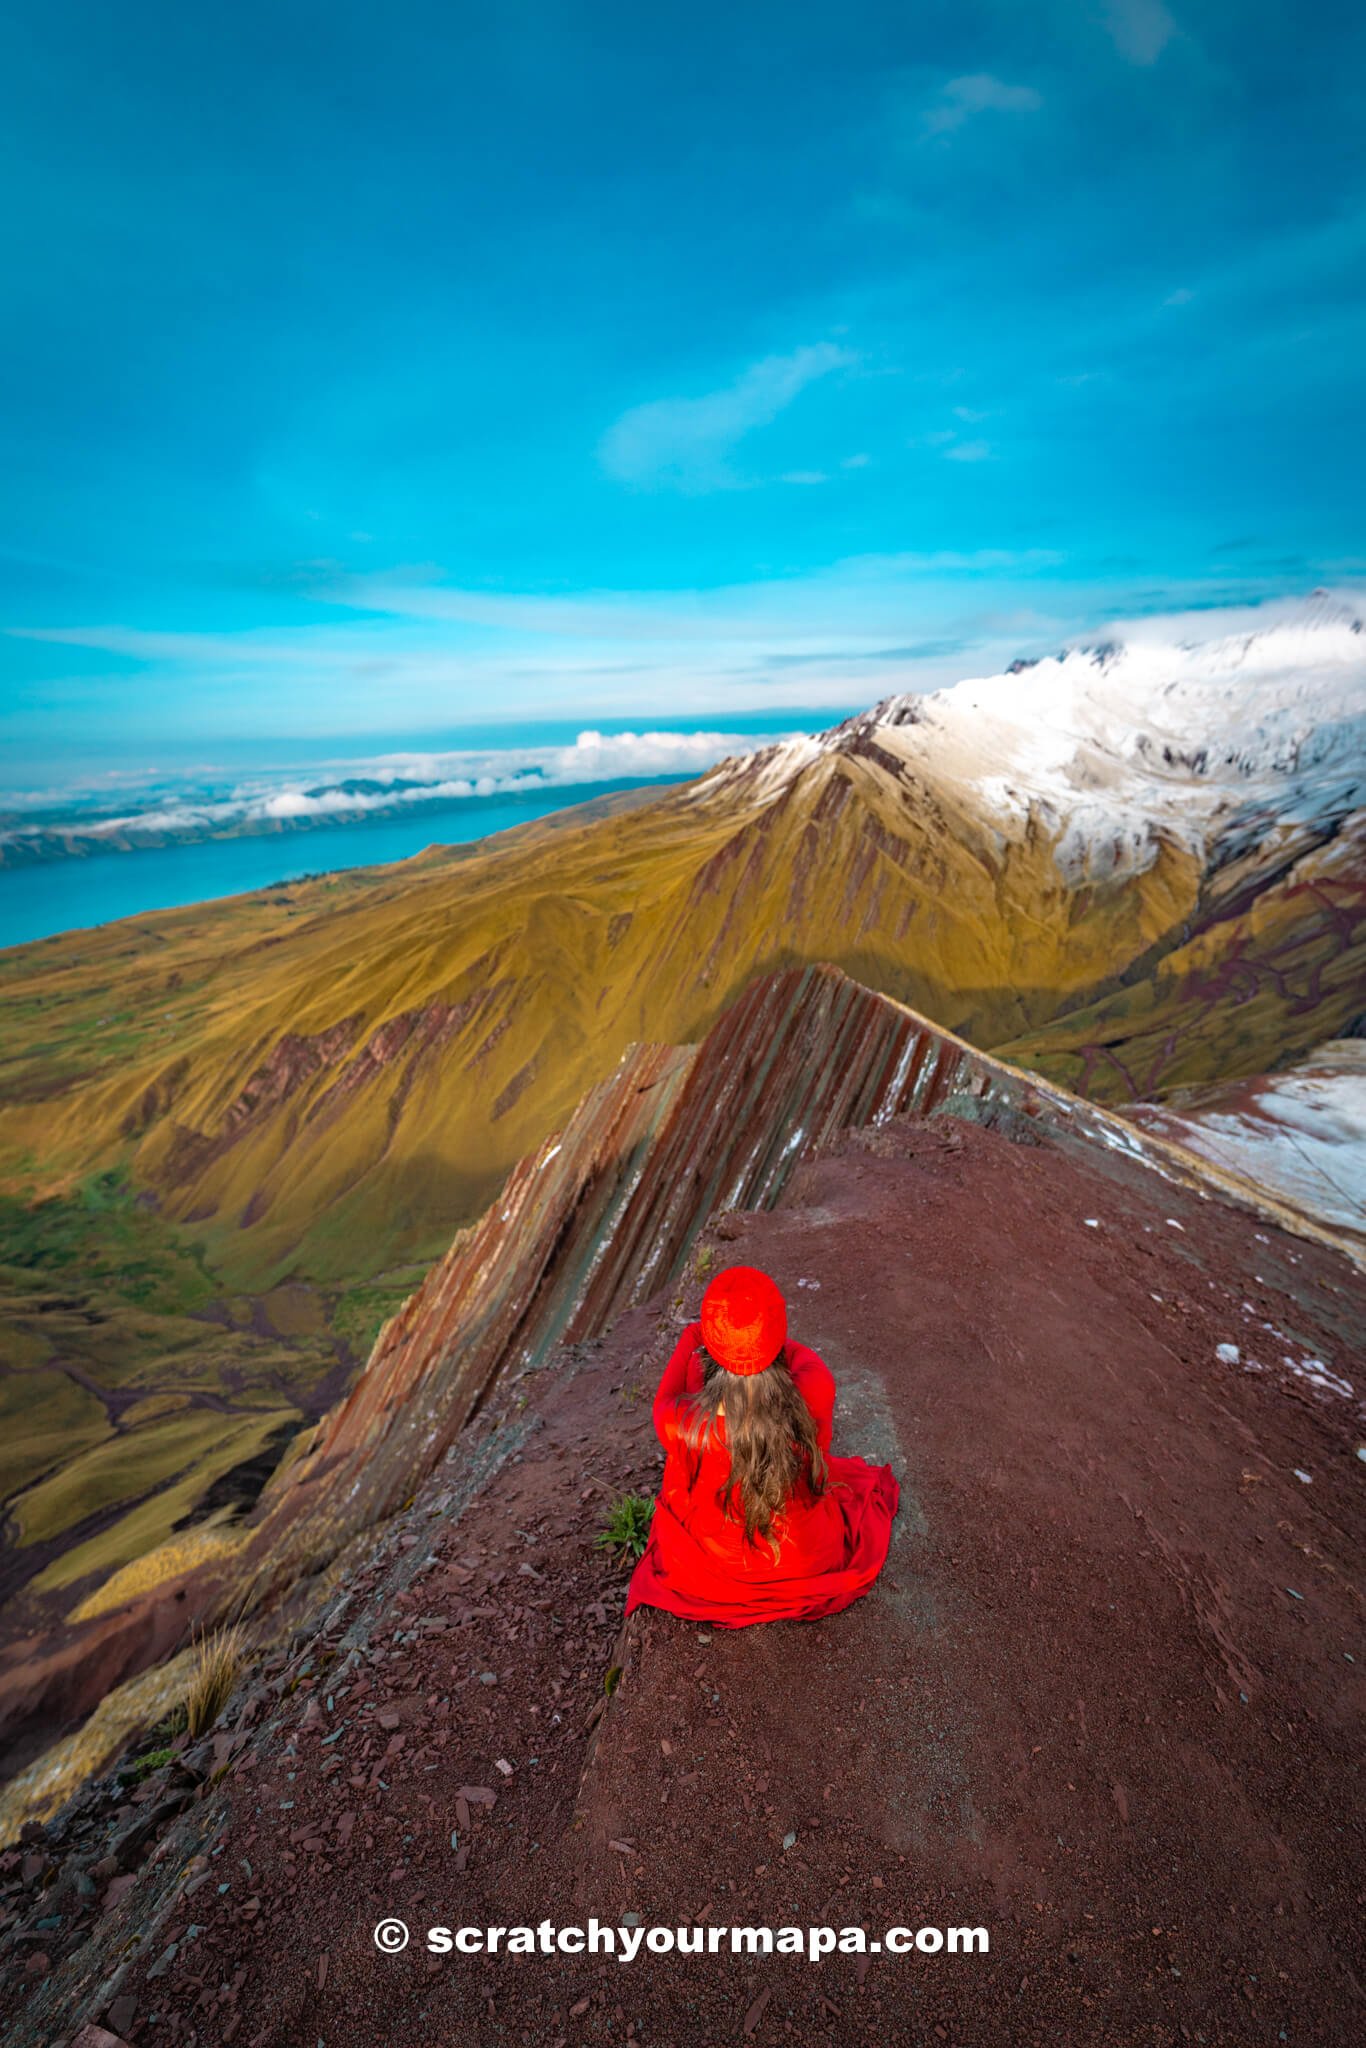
1163, 286, 1195, 307
597, 343, 856, 491
953, 405, 989, 422
781, 470, 829, 486
945, 440, 993, 462
1102, 0, 1176, 66
0, 730, 784, 847
841, 452, 871, 469
923, 74, 1042, 138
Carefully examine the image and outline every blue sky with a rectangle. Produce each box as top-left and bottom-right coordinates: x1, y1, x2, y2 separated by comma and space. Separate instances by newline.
2, 0, 1364, 782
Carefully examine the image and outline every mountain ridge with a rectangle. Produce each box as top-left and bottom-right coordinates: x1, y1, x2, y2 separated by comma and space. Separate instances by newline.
2, 1000, 1362, 2047
3, 962, 1361, 1800
1, 600, 1361, 1663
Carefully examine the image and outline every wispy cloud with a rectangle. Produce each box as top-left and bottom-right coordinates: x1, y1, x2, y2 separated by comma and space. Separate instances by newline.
1102, 0, 1177, 66
25, 565, 1345, 758
922, 74, 1042, 138
597, 343, 856, 491
1163, 286, 1195, 307
945, 440, 994, 462
11, 624, 326, 662
857, 549, 1062, 572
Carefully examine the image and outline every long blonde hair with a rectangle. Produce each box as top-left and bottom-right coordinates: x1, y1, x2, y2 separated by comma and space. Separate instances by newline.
680, 1341, 827, 1550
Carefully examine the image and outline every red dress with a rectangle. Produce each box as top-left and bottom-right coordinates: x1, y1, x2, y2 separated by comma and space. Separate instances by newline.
626, 1322, 899, 1627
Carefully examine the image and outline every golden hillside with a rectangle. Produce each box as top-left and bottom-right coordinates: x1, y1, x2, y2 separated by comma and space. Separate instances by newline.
1, 740, 1360, 1625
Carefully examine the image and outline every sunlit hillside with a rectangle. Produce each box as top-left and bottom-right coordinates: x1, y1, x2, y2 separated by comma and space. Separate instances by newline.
1, 605, 1362, 1631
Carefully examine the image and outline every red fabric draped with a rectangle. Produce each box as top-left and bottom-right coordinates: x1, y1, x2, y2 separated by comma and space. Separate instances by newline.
626, 1322, 899, 1628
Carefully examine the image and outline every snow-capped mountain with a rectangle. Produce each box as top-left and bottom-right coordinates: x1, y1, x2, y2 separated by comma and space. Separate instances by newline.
695, 591, 1366, 884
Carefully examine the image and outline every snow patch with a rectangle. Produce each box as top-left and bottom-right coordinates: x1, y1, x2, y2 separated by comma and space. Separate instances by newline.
1126, 1046, 1366, 1245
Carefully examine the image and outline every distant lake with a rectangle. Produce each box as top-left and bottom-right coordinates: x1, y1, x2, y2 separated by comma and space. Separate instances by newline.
0, 775, 680, 952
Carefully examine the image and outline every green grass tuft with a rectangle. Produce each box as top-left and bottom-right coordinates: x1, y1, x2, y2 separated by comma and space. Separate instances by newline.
594, 1492, 655, 1563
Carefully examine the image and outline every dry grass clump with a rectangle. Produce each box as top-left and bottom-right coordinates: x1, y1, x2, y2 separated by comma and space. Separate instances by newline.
185, 1622, 245, 1738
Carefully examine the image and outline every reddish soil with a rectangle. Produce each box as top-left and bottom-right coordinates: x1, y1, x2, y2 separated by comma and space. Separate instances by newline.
5, 1114, 1364, 2047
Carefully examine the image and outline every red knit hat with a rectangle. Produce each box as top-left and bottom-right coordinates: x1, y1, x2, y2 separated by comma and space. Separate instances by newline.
700, 1264, 787, 1376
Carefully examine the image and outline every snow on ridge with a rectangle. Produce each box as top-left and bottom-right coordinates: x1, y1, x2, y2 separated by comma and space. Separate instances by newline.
687, 592, 1366, 875
685, 731, 824, 805
844, 592, 1366, 877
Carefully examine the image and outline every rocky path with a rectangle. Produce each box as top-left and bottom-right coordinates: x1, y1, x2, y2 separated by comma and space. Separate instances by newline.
3, 1115, 1363, 2047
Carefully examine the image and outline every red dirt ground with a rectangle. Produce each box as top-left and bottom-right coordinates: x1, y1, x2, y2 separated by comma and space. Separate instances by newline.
7, 1113, 1365, 2047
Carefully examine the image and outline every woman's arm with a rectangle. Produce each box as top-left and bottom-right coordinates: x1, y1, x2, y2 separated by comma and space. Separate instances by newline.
652, 1322, 704, 1449
787, 1342, 835, 1452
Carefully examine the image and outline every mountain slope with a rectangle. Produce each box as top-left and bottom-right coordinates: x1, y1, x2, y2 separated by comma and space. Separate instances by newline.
1, 597, 1362, 1626
3, 1086, 1363, 2048
6, 598, 1362, 1284
4, 960, 1361, 1779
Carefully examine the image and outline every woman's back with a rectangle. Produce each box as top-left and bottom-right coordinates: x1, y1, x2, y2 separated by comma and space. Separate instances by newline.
627, 1273, 899, 1627
663, 1327, 831, 1530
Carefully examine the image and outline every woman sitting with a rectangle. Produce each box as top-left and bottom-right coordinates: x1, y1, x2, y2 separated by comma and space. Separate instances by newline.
627, 1263, 899, 1628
